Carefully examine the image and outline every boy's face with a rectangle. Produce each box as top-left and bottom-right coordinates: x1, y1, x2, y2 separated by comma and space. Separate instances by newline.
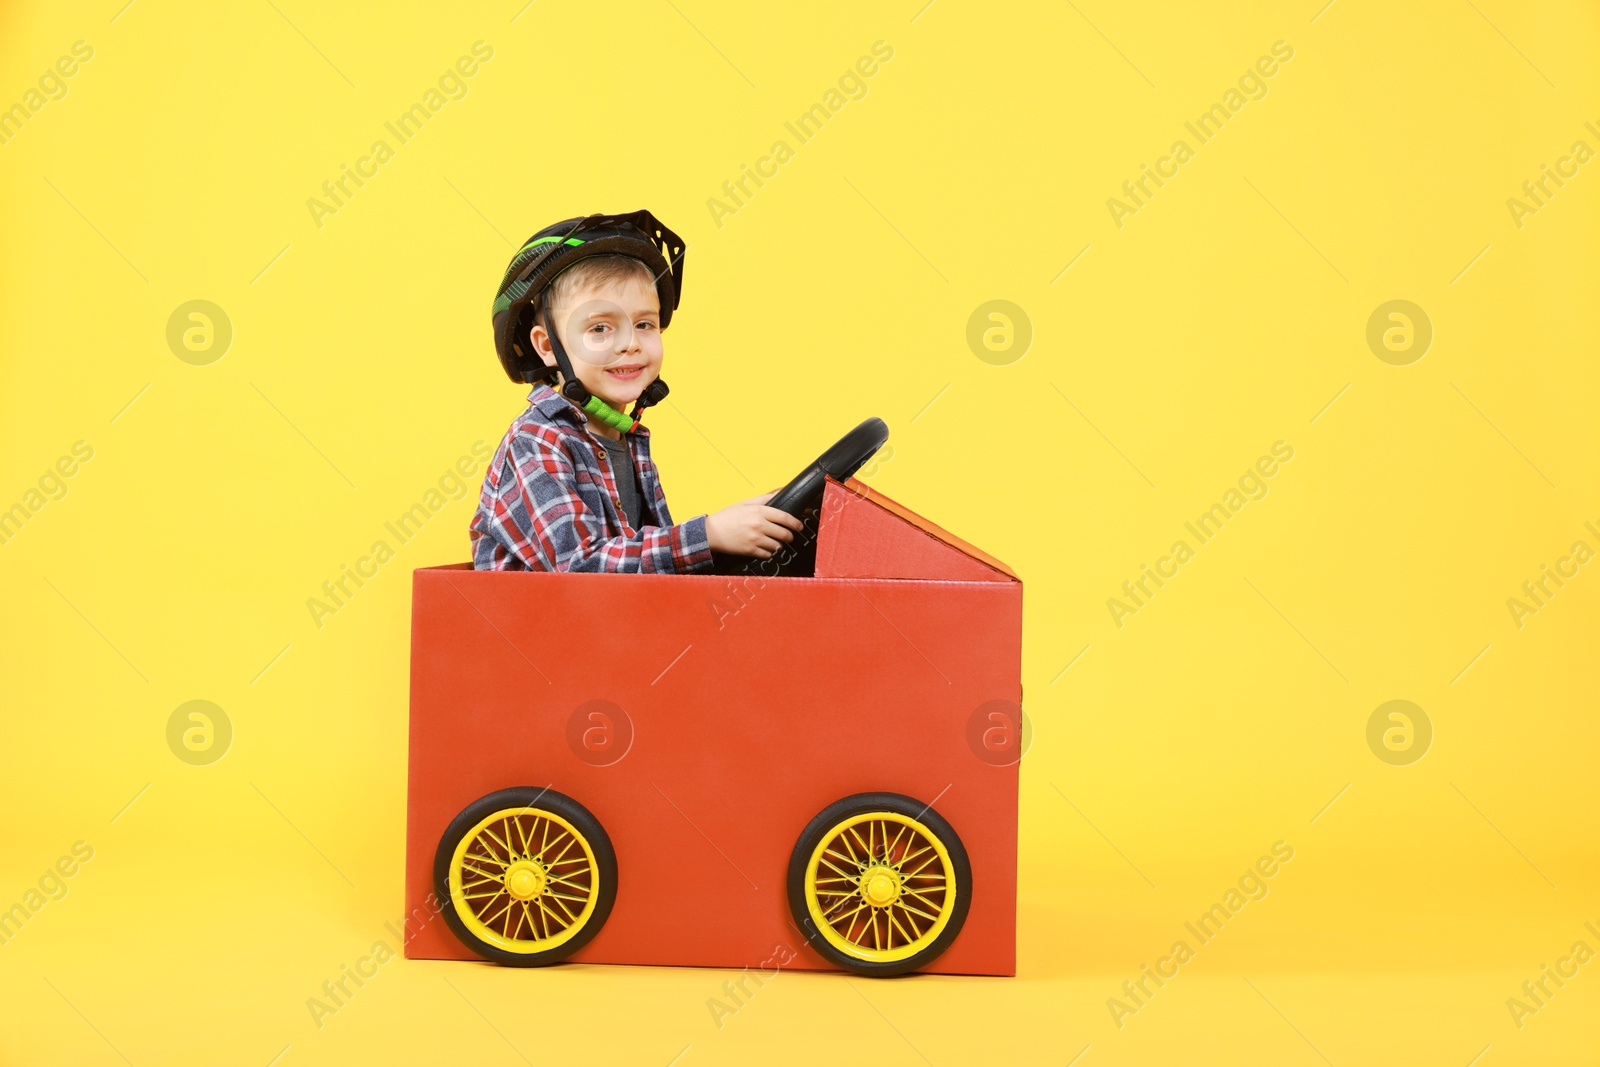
531, 275, 663, 416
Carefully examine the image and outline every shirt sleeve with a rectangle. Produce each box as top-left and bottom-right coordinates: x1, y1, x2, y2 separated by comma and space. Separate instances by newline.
481, 429, 713, 574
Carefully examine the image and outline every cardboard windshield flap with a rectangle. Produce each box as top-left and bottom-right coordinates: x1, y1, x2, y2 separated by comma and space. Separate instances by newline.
814, 476, 1019, 583
405, 475, 1023, 975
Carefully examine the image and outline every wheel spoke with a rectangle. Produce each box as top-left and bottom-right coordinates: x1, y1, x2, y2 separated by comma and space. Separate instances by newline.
507, 899, 526, 939
541, 832, 577, 866
461, 861, 507, 882
543, 889, 590, 904
482, 896, 517, 928
901, 875, 946, 893
545, 892, 578, 924
830, 899, 868, 928
895, 899, 941, 923
844, 905, 870, 943
833, 830, 860, 865
514, 814, 534, 856
886, 907, 916, 946
822, 890, 861, 919
823, 847, 856, 873
892, 900, 924, 939
482, 823, 514, 858
887, 823, 909, 862
818, 855, 857, 881
545, 870, 592, 892
536, 897, 568, 931
465, 846, 509, 870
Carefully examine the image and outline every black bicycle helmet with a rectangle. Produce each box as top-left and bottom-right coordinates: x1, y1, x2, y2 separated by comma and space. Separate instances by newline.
491, 209, 686, 384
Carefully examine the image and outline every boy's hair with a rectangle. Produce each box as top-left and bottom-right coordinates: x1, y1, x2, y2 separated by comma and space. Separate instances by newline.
525, 254, 659, 383
535, 254, 657, 322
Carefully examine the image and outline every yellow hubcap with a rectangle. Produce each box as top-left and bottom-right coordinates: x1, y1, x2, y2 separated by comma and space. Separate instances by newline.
863, 868, 900, 906
448, 807, 599, 954
504, 860, 545, 900
804, 810, 957, 964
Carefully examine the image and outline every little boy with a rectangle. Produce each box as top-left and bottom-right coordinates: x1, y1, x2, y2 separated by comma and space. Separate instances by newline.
472, 210, 801, 572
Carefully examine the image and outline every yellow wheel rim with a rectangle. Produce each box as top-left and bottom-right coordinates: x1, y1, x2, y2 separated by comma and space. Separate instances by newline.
448, 807, 599, 954
804, 811, 957, 964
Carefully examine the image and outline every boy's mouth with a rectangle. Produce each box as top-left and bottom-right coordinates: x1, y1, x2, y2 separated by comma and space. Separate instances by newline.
605, 364, 645, 380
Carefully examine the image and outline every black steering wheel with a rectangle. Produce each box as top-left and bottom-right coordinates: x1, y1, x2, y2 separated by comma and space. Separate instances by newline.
711, 417, 889, 578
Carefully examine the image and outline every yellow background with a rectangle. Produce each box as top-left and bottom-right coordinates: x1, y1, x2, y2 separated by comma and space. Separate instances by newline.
2, 0, 1597, 1063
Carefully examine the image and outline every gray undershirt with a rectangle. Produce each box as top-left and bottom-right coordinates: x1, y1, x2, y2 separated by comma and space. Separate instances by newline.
593, 433, 644, 530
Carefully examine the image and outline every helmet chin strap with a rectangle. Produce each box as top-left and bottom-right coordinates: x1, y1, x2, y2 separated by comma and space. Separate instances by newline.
540, 306, 669, 433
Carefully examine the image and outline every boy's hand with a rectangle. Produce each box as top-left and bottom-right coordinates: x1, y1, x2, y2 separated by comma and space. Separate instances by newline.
706, 491, 804, 559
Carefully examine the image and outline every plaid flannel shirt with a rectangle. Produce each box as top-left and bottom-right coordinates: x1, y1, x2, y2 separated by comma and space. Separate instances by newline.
470, 382, 714, 573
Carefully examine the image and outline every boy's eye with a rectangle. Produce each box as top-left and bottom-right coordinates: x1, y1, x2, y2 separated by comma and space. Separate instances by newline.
588, 323, 608, 334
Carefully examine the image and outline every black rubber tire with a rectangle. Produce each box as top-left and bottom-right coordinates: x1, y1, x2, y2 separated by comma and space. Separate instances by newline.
786, 792, 972, 977
434, 786, 617, 967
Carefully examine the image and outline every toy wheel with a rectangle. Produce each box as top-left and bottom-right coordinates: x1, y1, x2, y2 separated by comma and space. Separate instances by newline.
787, 792, 972, 977
434, 787, 617, 966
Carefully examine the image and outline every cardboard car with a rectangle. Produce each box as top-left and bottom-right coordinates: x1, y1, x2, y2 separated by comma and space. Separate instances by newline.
403, 474, 1023, 976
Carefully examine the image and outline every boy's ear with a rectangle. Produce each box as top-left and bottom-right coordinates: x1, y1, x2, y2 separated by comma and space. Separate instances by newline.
528, 320, 558, 368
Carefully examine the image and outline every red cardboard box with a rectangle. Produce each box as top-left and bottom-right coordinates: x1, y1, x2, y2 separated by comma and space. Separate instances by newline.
404, 476, 1022, 975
